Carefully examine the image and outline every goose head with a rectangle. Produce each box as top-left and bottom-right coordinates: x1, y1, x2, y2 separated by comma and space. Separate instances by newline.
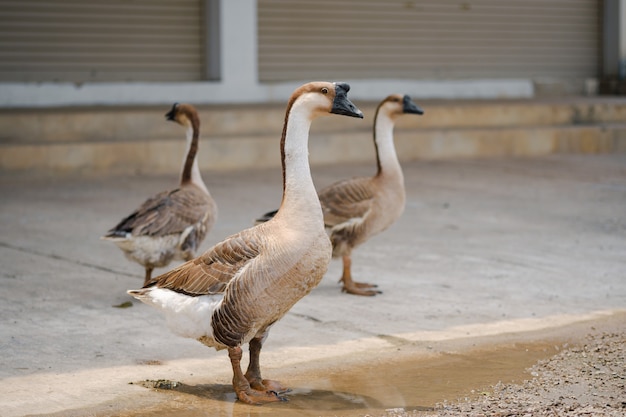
165, 102, 199, 128
379, 94, 424, 120
289, 82, 364, 120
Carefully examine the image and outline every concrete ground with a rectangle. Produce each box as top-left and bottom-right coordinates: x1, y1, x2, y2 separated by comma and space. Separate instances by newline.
0, 154, 625, 416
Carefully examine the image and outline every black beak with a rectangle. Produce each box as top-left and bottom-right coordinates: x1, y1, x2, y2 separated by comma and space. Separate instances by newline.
165, 103, 178, 121
403, 95, 424, 115
331, 83, 364, 118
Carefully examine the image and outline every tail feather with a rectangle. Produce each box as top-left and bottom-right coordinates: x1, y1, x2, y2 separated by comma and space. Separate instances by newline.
101, 230, 130, 240
254, 209, 278, 225
127, 288, 150, 298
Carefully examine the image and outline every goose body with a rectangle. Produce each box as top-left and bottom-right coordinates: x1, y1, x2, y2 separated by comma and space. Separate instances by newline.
128, 82, 363, 404
319, 94, 423, 295
102, 103, 217, 285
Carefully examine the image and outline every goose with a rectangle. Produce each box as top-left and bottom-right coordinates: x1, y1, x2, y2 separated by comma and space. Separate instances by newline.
102, 103, 217, 285
256, 94, 423, 296
127, 82, 363, 405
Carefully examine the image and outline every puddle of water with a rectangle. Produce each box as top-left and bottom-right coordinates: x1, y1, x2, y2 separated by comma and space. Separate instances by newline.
113, 341, 560, 417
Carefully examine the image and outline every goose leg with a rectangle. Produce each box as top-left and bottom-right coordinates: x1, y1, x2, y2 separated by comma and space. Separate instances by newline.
340, 255, 381, 296
143, 267, 153, 286
245, 336, 290, 395
228, 347, 284, 405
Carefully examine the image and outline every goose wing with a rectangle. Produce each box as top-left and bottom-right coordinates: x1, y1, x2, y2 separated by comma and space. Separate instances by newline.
105, 185, 213, 238
318, 177, 375, 227
145, 228, 263, 296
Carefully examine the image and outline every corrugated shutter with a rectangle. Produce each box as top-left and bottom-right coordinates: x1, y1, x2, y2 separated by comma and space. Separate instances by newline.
0, 0, 204, 82
258, 0, 600, 83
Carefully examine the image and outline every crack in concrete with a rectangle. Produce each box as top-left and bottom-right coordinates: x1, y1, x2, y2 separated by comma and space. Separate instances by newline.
289, 312, 322, 323
289, 312, 411, 347
0, 241, 137, 278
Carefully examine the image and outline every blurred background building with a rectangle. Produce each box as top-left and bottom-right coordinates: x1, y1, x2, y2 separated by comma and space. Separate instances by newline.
0, 0, 625, 174
1, 0, 625, 107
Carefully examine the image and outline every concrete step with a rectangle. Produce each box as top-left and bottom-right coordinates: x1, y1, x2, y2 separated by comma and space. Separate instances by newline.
1, 97, 626, 176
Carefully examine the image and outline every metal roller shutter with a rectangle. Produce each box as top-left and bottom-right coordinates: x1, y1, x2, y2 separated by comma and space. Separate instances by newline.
258, 0, 600, 84
0, 0, 204, 82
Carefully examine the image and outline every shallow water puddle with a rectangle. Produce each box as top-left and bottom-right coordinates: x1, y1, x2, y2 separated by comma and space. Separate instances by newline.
117, 341, 561, 417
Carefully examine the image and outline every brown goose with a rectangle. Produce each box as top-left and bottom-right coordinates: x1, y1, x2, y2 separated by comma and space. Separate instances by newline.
102, 103, 217, 285
256, 94, 424, 296
319, 94, 423, 296
127, 82, 363, 404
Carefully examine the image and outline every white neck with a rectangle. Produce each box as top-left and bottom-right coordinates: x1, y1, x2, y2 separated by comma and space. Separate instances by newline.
375, 112, 403, 180
181, 125, 209, 195
278, 102, 323, 227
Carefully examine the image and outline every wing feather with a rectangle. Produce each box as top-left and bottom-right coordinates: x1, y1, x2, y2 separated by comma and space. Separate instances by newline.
106, 185, 213, 238
146, 230, 262, 297
318, 177, 374, 227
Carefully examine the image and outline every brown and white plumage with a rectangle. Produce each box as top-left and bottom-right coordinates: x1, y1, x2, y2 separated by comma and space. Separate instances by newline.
102, 103, 217, 285
128, 82, 363, 404
319, 94, 423, 295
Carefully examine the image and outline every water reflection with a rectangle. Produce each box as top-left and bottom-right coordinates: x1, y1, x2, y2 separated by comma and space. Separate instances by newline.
120, 378, 434, 417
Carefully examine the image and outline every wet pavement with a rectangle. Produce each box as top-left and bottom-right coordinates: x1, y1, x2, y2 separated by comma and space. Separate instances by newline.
0, 154, 625, 416
103, 340, 562, 417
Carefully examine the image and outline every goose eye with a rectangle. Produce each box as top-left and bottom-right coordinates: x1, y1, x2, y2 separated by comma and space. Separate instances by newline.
321, 87, 329, 94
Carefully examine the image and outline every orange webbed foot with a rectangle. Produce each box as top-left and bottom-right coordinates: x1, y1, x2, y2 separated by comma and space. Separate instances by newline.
248, 377, 291, 395
341, 280, 382, 296
353, 281, 378, 289
236, 386, 288, 405
262, 379, 291, 395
